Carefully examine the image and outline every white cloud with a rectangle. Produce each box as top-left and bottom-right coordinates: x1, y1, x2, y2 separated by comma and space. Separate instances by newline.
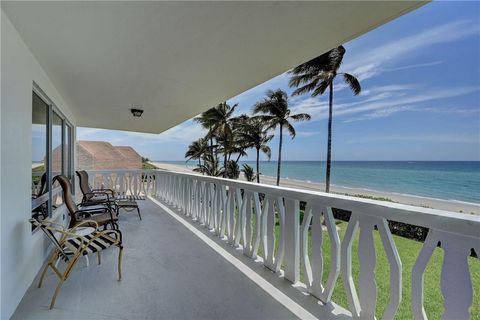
343, 105, 415, 123
341, 19, 479, 82
382, 61, 443, 72
290, 85, 479, 123
348, 133, 479, 144
296, 130, 322, 137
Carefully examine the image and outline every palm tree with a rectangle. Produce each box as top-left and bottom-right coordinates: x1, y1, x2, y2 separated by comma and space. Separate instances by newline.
193, 153, 224, 177
202, 102, 237, 178
253, 89, 311, 186
194, 110, 217, 158
185, 138, 209, 168
289, 45, 361, 192
225, 160, 240, 179
238, 117, 273, 183
241, 164, 257, 182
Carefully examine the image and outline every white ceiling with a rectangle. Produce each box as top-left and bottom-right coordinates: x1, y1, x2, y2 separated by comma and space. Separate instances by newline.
2, 1, 425, 134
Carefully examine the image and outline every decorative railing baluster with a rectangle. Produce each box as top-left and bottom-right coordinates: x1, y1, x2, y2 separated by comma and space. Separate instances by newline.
84, 169, 479, 320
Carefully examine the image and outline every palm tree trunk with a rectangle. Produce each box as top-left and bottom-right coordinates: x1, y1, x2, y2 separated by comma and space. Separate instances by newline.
325, 82, 334, 193
224, 152, 228, 178
235, 153, 242, 164
256, 147, 260, 183
276, 124, 283, 186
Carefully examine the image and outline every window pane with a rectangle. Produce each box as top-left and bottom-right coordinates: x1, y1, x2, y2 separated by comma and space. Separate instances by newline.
52, 112, 63, 176
31, 92, 49, 220
52, 112, 64, 207
65, 124, 71, 177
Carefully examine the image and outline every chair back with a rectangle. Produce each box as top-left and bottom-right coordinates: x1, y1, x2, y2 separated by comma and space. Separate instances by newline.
29, 218, 70, 262
53, 175, 79, 223
76, 170, 92, 199
35, 172, 48, 198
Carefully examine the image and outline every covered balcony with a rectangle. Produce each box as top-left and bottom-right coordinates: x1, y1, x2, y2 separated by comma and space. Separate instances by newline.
15, 170, 480, 319
1, 1, 479, 320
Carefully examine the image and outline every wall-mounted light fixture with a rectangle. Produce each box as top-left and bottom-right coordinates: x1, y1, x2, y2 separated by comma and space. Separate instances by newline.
131, 108, 144, 117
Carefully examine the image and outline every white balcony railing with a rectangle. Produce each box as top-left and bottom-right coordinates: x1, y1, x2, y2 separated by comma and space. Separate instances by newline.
89, 169, 478, 319
86, 169, 157, 198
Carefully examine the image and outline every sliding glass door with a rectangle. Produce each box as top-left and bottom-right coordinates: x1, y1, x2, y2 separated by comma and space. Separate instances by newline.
31, 88, 74, 226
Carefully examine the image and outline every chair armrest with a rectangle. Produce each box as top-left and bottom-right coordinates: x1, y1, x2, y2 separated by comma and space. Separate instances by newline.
75, 207, 108, 218
80, 194, 118, 213
91, 188, 115, 196
78, 201, 109, 209
84, 191, 111, 202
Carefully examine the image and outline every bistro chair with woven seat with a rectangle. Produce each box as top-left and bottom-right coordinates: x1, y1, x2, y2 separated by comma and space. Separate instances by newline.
54, 175, 119, 230
29, 218, 123, 309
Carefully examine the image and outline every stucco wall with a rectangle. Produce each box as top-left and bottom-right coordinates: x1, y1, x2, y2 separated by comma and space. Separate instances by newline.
1, 10, 76, 319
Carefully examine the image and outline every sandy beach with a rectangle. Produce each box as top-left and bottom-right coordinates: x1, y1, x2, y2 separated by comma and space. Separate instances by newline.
150, 161, 480, 214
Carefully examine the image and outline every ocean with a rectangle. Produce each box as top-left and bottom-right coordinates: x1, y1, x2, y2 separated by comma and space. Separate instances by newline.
158, 161, 480, 204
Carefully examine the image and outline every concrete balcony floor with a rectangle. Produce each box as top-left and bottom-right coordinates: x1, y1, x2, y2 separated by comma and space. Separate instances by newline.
12, 198, 350, 320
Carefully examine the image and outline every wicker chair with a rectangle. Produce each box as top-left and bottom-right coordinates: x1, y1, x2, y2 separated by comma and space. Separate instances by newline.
30, 218, 123, 309
54, 175, 119, 230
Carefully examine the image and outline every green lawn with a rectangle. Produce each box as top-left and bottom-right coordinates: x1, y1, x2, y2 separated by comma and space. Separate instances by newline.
32, 164, 45, 185
252, 218, 479, 319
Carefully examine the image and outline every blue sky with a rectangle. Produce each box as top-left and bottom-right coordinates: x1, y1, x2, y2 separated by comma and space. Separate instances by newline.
77, 1, 480, 162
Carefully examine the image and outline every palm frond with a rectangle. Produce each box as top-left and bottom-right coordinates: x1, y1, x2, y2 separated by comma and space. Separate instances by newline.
260, 145, 272, 159
290, 113, 311, 122
312, 79, 331, 96
288, 73, 318, 88
343, 73, 361, 95
291, 79, 320, 96
285, 123, 296, 138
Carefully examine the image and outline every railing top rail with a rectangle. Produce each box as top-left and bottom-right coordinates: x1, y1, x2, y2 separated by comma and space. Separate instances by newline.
153, 169, 480, 238
84, 169, 159, 173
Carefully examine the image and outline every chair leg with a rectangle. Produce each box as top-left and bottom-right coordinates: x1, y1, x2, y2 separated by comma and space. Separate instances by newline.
49, 277, 65, 309
137, 207, 142, 220
118, 246, 123, 280
38, 262, 51, 288
97, 252, 101, 265
39, 250, 59, 288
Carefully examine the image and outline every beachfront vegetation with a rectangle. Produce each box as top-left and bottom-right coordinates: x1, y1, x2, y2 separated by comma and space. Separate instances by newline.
289, 45, 361, 193
241, 164, 257, 182
185, 138, 209, 168
237, 117, 273, 183
188, 93, 310, 184
253, 89, 311, 185
187, 46, 363, 190
142, 162, 158, 170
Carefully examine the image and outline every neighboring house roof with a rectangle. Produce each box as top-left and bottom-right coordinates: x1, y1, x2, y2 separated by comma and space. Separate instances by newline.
115, 146, 143, 169
78, 141, 128, 170
53, 140, 142, 171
